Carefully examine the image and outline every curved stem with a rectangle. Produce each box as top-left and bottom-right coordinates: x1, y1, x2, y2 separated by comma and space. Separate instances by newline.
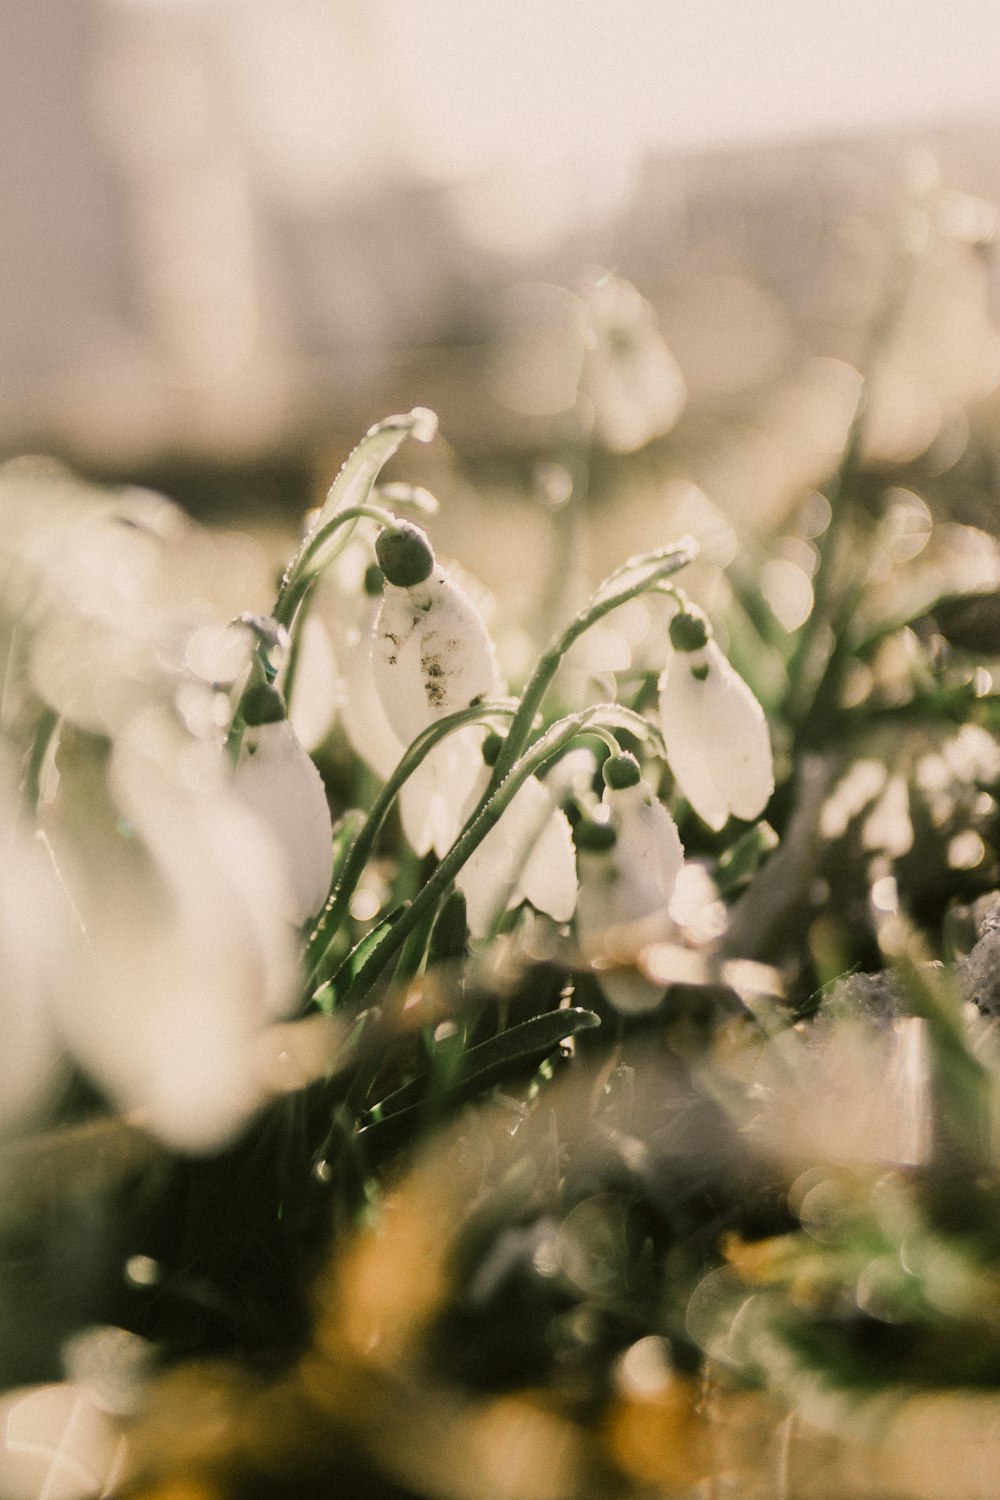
487, 538, 696, 791
334, 702, 663, 1012
302, 699, 516, 993
274, 503, 400, 631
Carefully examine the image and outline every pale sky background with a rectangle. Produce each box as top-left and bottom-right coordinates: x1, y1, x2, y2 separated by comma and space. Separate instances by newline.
378, 0, 1000, 170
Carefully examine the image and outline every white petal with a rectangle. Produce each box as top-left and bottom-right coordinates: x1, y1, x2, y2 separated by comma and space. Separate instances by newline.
286, 613, 339, 753
341, 605, 406, 781
658, 643, 773, 830
457, 776, 574, 937
233, 721, 334, 923
574, 851, 672, 1016
610, 783, 685, 912
400, 730, 486, 858
372, 568, 498, 745
517, 797, 578, 925
60, 712, 300, 1150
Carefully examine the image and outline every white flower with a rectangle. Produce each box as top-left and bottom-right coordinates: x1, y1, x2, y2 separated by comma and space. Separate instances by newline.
49, 709, 301, 1152
456, 774, 577, 938
372, 565, 499, 746
232, 719, 334, 925
575, 777, 685, 1014
576, 782, 684, 943
580, 275, 686, 454
658, 636, 774, 832
400, 727, 487, 859
341, 596, 406, 782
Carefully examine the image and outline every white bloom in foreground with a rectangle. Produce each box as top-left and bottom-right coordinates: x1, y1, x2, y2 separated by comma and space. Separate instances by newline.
52, 710, 300, 1151
456, 774, 577, 938
233, 719, 334, 925
657, 614, 774, 832
575, 765, 685, 1014
0, 760, 67, 1128
371, 523, 499, 746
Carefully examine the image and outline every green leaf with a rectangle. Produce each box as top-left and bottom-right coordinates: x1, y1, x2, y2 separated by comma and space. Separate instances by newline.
302, 408, 437, 581
716, 821, 780, 898
925, 589, 1000, 654
315, 904, 408, 1012
592, 538, 698, 610
427, 889, 468, 967
363, 1007, 601, 1130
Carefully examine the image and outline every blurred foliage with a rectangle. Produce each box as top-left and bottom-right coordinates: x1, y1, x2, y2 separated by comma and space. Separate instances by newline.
6, 173, 1000, 1500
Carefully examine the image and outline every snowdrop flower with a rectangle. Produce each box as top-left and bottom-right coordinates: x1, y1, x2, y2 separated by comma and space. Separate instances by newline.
51, 708, 301, 1152
657, 607, 774, 832
400, 727, 487, 859
456, 762, 577, 937
371, 522, 499, 746
575, 754, 685, 1014
342, 557, 491, 858
232, 702, 334, 925
580, 274, 686, 454
341, 574, 408, 782
0, 760, 68, 1128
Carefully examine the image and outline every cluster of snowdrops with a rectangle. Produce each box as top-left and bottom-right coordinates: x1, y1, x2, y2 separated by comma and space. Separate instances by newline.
0, 407, 773, 1155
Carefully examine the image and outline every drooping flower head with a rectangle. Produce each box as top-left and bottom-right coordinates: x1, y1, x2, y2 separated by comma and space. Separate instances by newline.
456, 735, 577, 938
580, 274, 686, 454
657, 606, 774, 832
232, 694, 334, 926
575, 752, 685, 1014
371, 522, 500, 747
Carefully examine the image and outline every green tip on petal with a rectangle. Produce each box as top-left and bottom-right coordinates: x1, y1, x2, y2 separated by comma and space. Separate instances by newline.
603, 752, 642, 790
573, 818, 617, 852
241, 682, 287, 726
669, 607, 711, 653
363, 561, 385, 596
375, 521, 435, 588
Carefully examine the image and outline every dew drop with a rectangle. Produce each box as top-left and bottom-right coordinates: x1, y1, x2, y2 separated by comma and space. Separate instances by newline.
124, 1255, 159, 1288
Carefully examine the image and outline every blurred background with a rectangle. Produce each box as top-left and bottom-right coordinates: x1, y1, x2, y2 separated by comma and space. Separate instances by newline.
5, 0, 1000, 563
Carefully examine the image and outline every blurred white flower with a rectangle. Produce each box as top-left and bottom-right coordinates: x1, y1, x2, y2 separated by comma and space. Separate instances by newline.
657, 621, 774, 832
456, 773, 577, 938
580, 275, 686, 454
0, 764, 68, 1128
48, 711, 301, 1152
233, 718, 334, 924
576, 774, 685, 1014
576, 782, 684, 942
372, 564, 499, 746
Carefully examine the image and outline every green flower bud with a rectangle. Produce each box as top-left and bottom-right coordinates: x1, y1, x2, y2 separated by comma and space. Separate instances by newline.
375, 521, 435, 588
481, 731, 505, 767
602, 752, 642, 790
668, 606, 710, 653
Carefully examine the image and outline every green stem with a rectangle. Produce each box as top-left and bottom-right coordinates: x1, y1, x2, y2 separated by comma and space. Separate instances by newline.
302, 699, 516, 993
273, 503, 400, 632
487, 538, 696, 792
22, 708, 59, 814
335, 702, 661, 1012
